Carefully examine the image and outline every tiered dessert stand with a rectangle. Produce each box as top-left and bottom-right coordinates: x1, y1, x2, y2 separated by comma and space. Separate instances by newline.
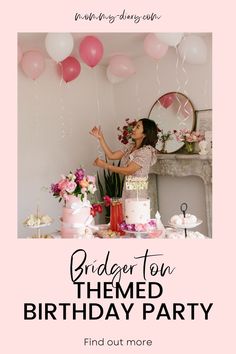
23, 206, 53, 238
168, 202, 202, 238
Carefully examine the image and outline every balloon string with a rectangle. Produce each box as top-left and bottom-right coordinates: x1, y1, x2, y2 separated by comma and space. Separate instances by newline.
175, 46, 190, 124
94, 68, 103, 159
135, 76, 141, 118
176, 50, 189, 127
58, 77, 65, 140
182, 57, 189, 96
33, 80, 40, 140
181, 53, 190, 124
175, 46, 182, 121
155, 62, 161, 121
175, 44, 192, 125
59, 62, 63, 87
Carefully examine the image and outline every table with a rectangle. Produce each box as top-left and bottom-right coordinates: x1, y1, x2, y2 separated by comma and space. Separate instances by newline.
46, 226, 207, 239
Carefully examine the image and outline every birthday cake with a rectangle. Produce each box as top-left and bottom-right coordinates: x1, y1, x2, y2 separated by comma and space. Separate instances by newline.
124, 176, 151, 225
120, 176, 164, 235
61, 195, 94, 238
125, 198, 150, 224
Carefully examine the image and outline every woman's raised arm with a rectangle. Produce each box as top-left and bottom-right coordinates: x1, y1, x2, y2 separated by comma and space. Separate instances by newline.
89, 126, 124, 160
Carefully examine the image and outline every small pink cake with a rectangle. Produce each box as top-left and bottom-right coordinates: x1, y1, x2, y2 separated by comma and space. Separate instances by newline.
61, 196, 92, 238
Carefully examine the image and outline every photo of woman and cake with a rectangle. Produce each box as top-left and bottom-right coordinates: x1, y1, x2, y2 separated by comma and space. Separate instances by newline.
18, 32, 212, 239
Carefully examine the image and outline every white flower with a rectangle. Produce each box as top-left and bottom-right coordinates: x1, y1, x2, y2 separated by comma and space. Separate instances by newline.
88, 184, 97, 194
67, 173, 76, 181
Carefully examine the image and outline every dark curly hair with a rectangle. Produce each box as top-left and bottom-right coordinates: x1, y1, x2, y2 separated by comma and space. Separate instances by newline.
138, 118, 158, 148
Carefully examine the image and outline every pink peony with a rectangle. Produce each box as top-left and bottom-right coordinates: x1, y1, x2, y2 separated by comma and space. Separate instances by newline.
65, 181, 77, 193
58, 179, 68, 191
136, 224, 145, 232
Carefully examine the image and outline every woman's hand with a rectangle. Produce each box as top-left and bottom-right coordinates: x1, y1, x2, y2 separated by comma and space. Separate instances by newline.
89, 126, 103, 140
93, 158, 108, 169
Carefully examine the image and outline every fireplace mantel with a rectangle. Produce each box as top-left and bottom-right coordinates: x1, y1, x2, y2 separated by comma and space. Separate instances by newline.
149, 153, 212, 237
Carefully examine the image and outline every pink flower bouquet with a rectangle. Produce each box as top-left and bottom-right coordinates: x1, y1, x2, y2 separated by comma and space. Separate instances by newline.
51, 168, 97, 202
174, 129, 205, 143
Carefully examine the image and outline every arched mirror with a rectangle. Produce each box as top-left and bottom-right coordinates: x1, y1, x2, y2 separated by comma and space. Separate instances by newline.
148, 92, 195, 153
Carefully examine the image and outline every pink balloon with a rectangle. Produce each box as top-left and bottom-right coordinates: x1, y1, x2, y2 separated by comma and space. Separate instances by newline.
144, 33, 168, 60
108, 55, 136, 78
79, 36, 104, 68
21, 50, 45, 80
106, 66, 125, 84
159, 94, 175, 109
18, 44, 23, 63
59, 56, 81, 83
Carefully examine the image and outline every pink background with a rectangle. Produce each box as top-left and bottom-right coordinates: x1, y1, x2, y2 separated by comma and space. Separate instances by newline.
2, 0, 235, 353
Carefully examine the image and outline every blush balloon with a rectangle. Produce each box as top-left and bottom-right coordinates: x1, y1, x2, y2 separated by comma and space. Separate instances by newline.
144, 33, 169, 60
106, 66, 126, 84
108, 55, 136, 78
21, 50, 45, 80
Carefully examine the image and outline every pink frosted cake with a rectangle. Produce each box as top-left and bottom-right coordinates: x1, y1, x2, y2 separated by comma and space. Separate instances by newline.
121, 199, 165, 237
51, 168, 99, 238
61, 195, 93, 238
125, 198, 150, 224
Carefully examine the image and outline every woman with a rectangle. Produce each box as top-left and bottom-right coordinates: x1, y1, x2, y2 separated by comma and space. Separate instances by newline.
89, 118, 158, 177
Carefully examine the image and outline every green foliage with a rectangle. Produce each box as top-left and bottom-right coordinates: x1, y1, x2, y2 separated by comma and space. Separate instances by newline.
97, 161, 124, 217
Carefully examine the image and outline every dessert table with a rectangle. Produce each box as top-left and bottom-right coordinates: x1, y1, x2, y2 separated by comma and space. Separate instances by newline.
33, 225, 207, 239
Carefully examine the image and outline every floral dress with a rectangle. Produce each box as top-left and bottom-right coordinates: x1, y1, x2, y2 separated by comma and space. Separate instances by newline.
119, 143, 158, 200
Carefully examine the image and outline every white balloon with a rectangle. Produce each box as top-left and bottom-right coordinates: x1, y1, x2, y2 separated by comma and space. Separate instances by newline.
45, 33, 74, 62
178, 35, 207, 64
106, 66, 125, 84
155, 33, 184, 47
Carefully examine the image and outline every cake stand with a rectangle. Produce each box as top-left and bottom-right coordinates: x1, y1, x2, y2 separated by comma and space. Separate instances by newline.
168, 202, 202, 238
124, 229, 164, 239
24, 222, 52, 238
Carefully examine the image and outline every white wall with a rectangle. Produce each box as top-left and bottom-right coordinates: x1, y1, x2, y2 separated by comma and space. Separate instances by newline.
18, 35, 212, 237
18, 61, 117, 237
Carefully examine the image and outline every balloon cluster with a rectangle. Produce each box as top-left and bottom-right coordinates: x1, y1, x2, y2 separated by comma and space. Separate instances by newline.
19, 33, 104, 82
144, 33, 207, 64
18, 33, 208, 83
106, 33, 207, 84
